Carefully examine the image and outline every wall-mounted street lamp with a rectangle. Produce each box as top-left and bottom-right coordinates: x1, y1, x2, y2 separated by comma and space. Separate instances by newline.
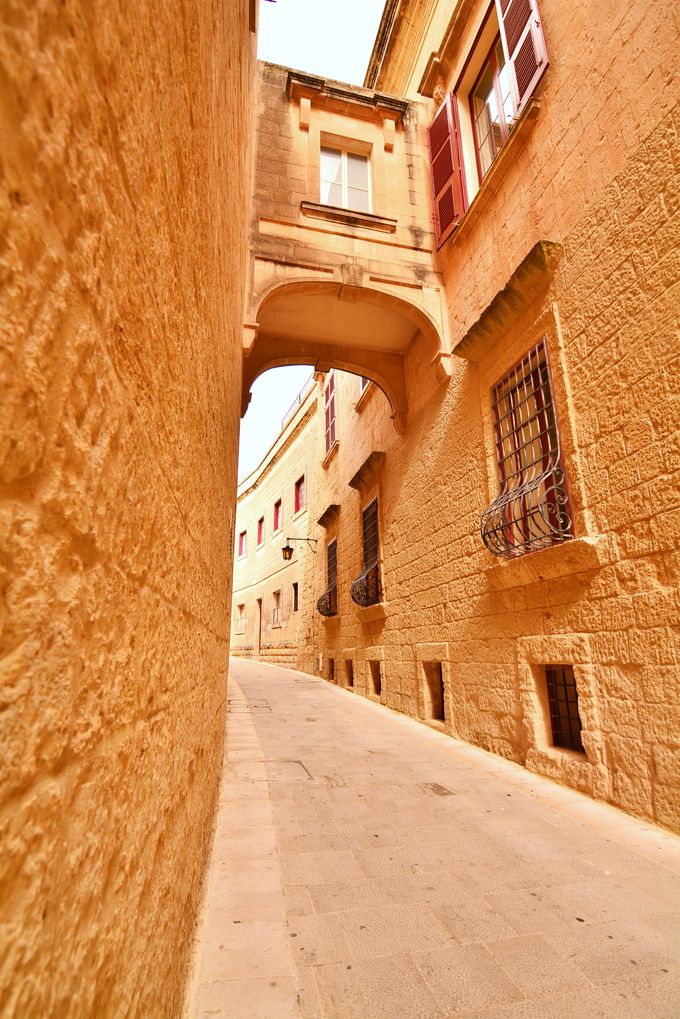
282, 537, 318, 561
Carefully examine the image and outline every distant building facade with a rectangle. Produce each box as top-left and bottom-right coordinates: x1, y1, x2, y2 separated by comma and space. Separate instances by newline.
236, 0, 680, 834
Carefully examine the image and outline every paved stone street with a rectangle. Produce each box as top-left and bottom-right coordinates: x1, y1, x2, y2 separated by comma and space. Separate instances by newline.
186, 659, 680, 1019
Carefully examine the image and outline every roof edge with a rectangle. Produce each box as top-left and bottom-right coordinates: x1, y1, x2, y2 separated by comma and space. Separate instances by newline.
363, 0, 402, 89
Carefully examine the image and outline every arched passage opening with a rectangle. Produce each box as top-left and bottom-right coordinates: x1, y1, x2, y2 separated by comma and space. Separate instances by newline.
242, 274, 452, 434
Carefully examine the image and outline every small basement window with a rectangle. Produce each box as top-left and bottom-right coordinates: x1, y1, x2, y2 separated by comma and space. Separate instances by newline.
368, 660, 382, 697
423, 662, 446, 722
544, 665, 585, 753
345, 659, 354, 689
328, 657, 335, 684
292, 582, 299, 612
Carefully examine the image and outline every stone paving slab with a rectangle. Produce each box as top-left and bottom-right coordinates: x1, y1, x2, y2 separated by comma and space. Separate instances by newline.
185, 659, 680, 1018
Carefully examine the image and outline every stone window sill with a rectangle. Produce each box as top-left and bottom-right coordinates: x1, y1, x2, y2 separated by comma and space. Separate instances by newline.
484, 535, 610, 591
292, 507, 307, 523
353, 601, 387, 622
421, 717, 448, 735
322, 440, 339, 469
447, 99, 541, 250
300, 201, 397, 233
354, 383, 374, 413
271, 623, 282, 630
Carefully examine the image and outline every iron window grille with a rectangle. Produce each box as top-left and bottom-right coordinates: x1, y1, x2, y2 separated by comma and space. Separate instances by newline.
544, 665, 585, 753
317, 539, 338, 616
351, 498, 381, 607
481, 339, 573, 559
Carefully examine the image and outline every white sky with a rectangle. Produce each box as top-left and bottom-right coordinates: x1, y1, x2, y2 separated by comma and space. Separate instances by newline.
237, 0, 386, 483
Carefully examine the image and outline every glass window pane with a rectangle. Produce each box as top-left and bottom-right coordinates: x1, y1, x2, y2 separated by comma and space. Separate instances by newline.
320, 147, 342, 184
321, 180, 343, 206
347, 153, 369, 189
347, 187, 370, 213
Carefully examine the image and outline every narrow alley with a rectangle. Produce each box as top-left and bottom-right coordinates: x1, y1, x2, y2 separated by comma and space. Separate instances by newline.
186, 660, 680, 1019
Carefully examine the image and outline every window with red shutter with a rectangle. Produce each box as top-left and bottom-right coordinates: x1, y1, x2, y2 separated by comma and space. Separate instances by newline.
273, 499, 282, 532
294, 476, 305, 513
494, 0, 548, 115
324, 371, 336, 454
427, 92, 468, 248
238, 531, 247, 557
257, 517, 264, 546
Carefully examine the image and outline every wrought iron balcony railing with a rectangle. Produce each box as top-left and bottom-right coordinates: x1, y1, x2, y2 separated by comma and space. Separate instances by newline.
317, 585, 338, 617
350, 561, 381, 607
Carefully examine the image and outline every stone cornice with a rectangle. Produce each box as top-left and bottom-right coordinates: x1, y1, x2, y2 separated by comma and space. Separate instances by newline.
286, 70, 408, 123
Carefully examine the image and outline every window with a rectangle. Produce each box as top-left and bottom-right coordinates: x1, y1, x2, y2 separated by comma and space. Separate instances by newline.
324, 371, 337, 453
272, 590, 281, 626
294, 476, 306, 513
344, 659, 354, 689
257, 517, 264, 546
238, 530, 247, 557
362, 498, 379, 570
481, 339, 573, 559
368, 660, 382, 697
273, 499, 282, 532
350, 499, 381, 606
544, 666, 584, 753
235, 604, 246, 633
320, 147, 371, 213
427, 0, 548, 246
317, 539, 338, 617
422, 662, 446, 722
470, 37, 515, 179
292, 582, 299, 612
327, 539, 338, 591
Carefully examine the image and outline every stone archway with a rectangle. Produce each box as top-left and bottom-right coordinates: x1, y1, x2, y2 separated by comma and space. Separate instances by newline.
242, 265, 452, 434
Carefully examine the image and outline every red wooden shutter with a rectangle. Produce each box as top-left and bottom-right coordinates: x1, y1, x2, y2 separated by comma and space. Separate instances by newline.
495, 0, 548, 114
427, 92, 467, 249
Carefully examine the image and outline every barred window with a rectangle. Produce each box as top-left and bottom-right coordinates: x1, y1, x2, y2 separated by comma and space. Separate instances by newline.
481, 340, 572, 559
327, 539, 337, 589
351, 498, 381, 607
317, 539, 338, 617
362, 498, 379, 568
544, 665, 585, 753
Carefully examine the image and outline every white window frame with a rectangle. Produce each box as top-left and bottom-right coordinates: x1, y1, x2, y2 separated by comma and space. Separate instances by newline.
320, 146, 373, 214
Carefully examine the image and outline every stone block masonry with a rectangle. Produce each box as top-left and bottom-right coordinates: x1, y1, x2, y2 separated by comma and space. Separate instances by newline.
0, 1, 254, 1015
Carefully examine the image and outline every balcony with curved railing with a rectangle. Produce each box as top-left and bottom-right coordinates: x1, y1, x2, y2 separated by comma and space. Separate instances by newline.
317, 585, 338, 617
350, 561, 381, 607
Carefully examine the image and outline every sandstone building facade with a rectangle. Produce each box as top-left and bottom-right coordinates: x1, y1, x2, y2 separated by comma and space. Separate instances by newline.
238, 0, 680, 835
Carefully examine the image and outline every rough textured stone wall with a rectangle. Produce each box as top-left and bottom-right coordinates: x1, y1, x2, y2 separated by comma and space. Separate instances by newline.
0, 2, 254, 1015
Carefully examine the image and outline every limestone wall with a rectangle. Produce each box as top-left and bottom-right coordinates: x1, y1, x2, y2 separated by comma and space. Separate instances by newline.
247, 0, 680, 833
0, 2, 254, 1014
231, 388, 319, 668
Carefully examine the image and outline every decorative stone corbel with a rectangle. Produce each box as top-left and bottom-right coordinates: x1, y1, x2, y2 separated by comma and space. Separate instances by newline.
299, 96, 311, 131
382, 117, 396, 152
243, 321, 259, 355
